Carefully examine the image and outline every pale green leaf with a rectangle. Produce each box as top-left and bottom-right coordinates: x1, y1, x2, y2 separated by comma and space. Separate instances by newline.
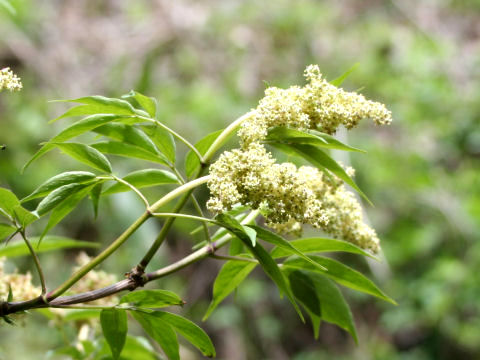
103, 169, 178, 195
120, 290, 184, 308
185, 130, 223, 178
53, 142, 112, 173
0, 236, 99, 257
91, 141, 169, 166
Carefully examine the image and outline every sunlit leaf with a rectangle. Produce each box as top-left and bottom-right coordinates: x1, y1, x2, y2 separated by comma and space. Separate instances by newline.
103, 169, 178, 195
120, 290, 184, 308
13, 205, 39, 227
92, 141, 169, 166
0, 188, 19, 218
0, 224, 16, 242
53, 142, 112, 173
123, 90, 158, 118
143, 124, 176, 164
185, 130, 223, 178
0, 236, 99, 257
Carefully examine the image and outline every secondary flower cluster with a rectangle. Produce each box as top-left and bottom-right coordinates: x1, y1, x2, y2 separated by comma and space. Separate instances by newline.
0, 257, 40, 301
237, 65, 391, 146
207, 65, 391, 252
0, 67, 22, 92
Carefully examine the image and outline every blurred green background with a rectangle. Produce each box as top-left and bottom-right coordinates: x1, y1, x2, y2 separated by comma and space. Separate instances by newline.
1, 0, 479, 359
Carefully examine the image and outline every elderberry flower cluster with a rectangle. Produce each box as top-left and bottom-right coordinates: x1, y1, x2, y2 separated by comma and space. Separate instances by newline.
238, 65, 391, 146
0, 67, 22, 92
207, 65, 392, 252
0, 257, 40, 301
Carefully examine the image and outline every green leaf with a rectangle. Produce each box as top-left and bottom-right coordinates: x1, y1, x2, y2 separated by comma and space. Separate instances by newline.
12, 205, 39, 227
53, 142, 112, 173
22, 171, 96, 203
103, 169, 178, 196
283, 255, 396, 304
123, 90, 157, 118
185, 130, 223, 178
113, 336, 157, 360
120, 290, 184, 308
91, 141, 169, 166
249, 226, 327, 271
39, 184, 95, 241
7, 285, 13, 302
151, 311, 216, 358
101, 309, 128, 360
204, 259, 256, 320
142, 124, 176, 164
0, 224, 16, 241
36, 183, 88, 216
131, 311, 179, 360
0, 188, 20, 217
215, 213, 304, 321
0, 0, 16, 15
287, 270, 358, 342
308, 130, 366, 152
270, 142, 371, 204
271, 237, 378, 260
0, 236, 99, 257
93, 123, 160, 155
52, 96, 137, 122
63, 309, 101, 322
330, 63, 359, 87
90, 182, 103, 218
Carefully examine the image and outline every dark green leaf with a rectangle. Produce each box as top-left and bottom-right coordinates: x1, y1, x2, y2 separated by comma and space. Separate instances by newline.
39, 184, 95, 241
120, 290, 184, 308
249, 226, 327, 270
52, 96, 137, 122
53, 142, 112, 173
91, 141, 169, 166
271, 237, 377, 260
204, 259, 256, 320
22, 171, 96, 203
101, 309, 128, 360
0, 188, 20, 217
283, 255, 396, 304
36, 183, 87, 216
131, 311, 179, 360
152, 311, 216, 358
0, 224, 16, 241
123, 91, 157, 118
7, 285, 13, 302
287, 270, 358, 342
270, 142, 371, 204
215, 213, 304, 321
103, 169, 178, 196
142, 124, 176, 164
0, 236, 99, 257
185, 130, 223, 178
90, 182, 103, 218
330, 63, 359, 87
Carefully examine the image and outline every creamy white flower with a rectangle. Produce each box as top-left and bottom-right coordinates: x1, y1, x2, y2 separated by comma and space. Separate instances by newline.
0, 67, 22, 92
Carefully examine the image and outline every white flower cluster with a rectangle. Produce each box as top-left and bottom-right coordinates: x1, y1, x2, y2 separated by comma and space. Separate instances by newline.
238, 65, 391, 146
0, 67, 22, 92
0, 257, 40, 301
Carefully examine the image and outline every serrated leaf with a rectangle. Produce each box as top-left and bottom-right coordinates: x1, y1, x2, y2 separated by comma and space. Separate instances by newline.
36, 183, 87, 216
0, 188, 20, 217
283, 255, 396, 304
249, 225, 327, 271
52, 96, 137, 122
143, 124, 176, 164
287, 270, 358, 342
120, 290, 184, 308
266, 127, 365, 153
271, 237, 378, 260
204, 259, 256, 320
90, 182, 103, 218
0, 236, 99, 257
185, 130, 223, 178
39, 184, 95, 242
91, 141, 169, 166
22, 171, 96, 203
0, 224, 16, 241
215, 213, 304, 321
131, 311, 179, 360
123, 90, 157, 118
101, 309, 128, 360
53, 142, 112, 173
270, 142, 371, 204
103, 169, 178, 196
330, 63, 359, 87
151, 311, 216, 358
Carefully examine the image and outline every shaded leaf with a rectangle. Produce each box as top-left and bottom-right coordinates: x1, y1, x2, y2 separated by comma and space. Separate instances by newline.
0, 188, 19, 217
101, 309, 128, 360
92, 141, 169, 166
53, 142, 112, 173
123, 90, 157, 118
203, 259, 256, 320
36, 183, 88, 216
185, 130, 223, 178
22, 171, 96, 203
103, 169, 178, 196
0, 236, 99, 257
120, 290, 184, 308
330, 63, 359, 87
90, 182, 103, 218
142, 124, 176, 164
0, 224, 16, 241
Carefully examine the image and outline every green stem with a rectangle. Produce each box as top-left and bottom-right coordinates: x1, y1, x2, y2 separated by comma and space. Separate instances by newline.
210, 254, 258, 263
112, 174, 149, 208
47, 176, 209, 301
151, 212, 217, 224
20, 230, 47, 296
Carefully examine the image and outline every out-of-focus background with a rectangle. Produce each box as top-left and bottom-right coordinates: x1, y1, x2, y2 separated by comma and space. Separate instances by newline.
0, 1, 479, 359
